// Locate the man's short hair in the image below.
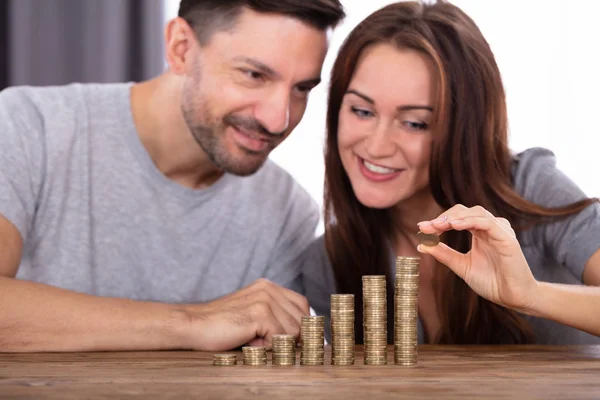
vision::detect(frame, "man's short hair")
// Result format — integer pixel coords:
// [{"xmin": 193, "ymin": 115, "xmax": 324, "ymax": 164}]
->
[{"xmin": 178, "ymin": 0, "xmax": 345, "ymax": 44}]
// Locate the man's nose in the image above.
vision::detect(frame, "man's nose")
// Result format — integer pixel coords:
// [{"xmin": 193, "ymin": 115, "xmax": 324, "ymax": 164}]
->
[{"xmin": 254, "ymin": 88, "xmax": 291, "ymax": 136}]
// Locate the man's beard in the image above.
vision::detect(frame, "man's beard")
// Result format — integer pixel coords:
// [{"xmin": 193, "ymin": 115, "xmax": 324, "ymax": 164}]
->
[{"xmin": 181, "ymin": 97, "xmax": 277, "ymax": 177}]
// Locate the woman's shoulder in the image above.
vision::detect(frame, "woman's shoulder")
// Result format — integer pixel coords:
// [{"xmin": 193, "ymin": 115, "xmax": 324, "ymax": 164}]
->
[
  {"xmin": 301, "ymin": 234, "xmax": 338, "ymax": 291},
  {"xmin": 301, "ymin": 234, "xmax": 331, "ymax": 277},
  {"xmin": 511, "ymin": 147, "xmax": 556, "ymax": 192},
  {"xmin": 301, "ymin": 234, "xmax": 338, "ymax": 322},
  {"xmin": 512, "ymin": 147, "xmax": 590, "ymax": 207}
]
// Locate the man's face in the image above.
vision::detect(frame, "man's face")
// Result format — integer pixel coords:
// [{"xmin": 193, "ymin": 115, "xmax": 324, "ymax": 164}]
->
[{"xmin": 181, "ymin": 8, "xmax": 329, "ymax": 176}]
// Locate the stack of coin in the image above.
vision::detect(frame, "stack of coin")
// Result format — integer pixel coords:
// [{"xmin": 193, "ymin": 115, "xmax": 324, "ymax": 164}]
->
[
  {"xmin": 242, "ymin": 346, "xmax": 267, "ymax": 366},
  {"xmin": 300, "ymin": 316, "xmax": 325, "ymax": 365},
  {"xmin": 272, "ymin": 334, "xmax": 297, "ymax": 366},
  {"xmin": 330, "ymin": 294, "xmax": 355, "ymax": 365},
  {"xmin": 213, "ymin": 353, "xmax": 237, "ymax": 366},
  {"xmin": 362, "ymin": 275, "xmax": 388, "ymax": 365},
  {"xmin": 394, "ymin": 256, "xmax": 420, "ymax": 366}
]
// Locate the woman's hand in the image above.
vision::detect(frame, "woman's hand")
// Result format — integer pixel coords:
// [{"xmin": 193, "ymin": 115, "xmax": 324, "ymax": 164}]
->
[{"xmin": 417, "ymin": 205, "xmax": 539, "ymax": 313}]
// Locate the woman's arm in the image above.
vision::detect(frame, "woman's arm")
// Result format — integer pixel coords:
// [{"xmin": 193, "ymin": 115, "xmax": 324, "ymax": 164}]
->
[{"xmin": 417, "ymin": 205, "xmax": 600, "ymax": 337}]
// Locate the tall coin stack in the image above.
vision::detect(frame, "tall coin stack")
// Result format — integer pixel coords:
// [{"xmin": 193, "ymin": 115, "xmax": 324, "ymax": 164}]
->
[
  {"xmin": 242, "ymin": 346, "xmax": 267, "ymax": 366},
  {"xmin": 394, "ymin": 256, "xmax": 420, "ymax": 366},
  {"xmin": 330, "ymin": 294, "xmax": 355, "ymax": 365},
  {"xmin": 362, "ymin": 275, "xmax": 388, "ymax": 365},
  {"xmin": 272, "ymin": 334, "xmax": 297, "ymax": 366},
  {"xmin": 300, "ymin": 316, "xmax": 325, "ymax": 365}
]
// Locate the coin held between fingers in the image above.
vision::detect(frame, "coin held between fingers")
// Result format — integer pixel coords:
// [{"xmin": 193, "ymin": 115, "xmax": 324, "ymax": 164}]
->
[{"xmin": 417, "ymin": 231, "xmax": 440, "ymax": 247}]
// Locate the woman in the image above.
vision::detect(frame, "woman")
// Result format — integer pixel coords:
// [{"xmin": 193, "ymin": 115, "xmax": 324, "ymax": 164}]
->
[{"xmin": 302, "ymin": 0, "xmax": 600, "ymax": 344}]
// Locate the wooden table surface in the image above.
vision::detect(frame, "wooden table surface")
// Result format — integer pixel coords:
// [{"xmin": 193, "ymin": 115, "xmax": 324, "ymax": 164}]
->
[{"xmin": 1, "ymin": 345, "xmax": 600, "ymax": 399}]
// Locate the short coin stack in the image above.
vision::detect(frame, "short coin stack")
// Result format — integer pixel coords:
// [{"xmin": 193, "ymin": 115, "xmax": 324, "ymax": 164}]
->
[
  {"xmin": 362, "ymin": 275, "xmax": 388, "ymax": 365},
  {"xmin": 394, "ymin": 256, "xmax": 420, "ymax": 366},
  {"xmin": 330, "ymin": 294, "xmax": 355, "ymax": 365},
  {"xmin": 213, "ymin": 353, "xmax": 237, "ymax": 366},
  {"xmin": 242, "ymin": 346, "xmax": 267, "ymax": 366},
  {"xmin": 300, "ymin": 316, "xmax": 325, "ymax": 365},
  {"xmin": 272, "ymin": 334, "xmax": 297, "ymax": 366}
]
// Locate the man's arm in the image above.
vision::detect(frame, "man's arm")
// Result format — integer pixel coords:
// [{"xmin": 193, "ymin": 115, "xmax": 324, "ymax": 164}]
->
[
  {"xmin": 0, "ymin": 214, "xmax": 187, "ymax": 352},
  {"xmin": 0, "ymin": 214, "xmax": 309, "ymax": 352}
]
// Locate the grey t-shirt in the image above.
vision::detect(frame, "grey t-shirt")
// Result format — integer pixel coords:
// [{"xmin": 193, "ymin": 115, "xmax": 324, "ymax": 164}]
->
[
  {"xmin": 0, "ymin": 83, "xmax": 319, "ymax": 302},
  {"xmin": 302, "ymin": 148, "xmax": 600, "ymax": 344}
]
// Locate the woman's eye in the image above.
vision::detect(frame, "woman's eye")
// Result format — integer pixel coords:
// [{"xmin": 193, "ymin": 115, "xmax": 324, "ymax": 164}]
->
[
  {"xmin": 351, "ymin": 106, "xmax": 374, "ymax": 119},
  {"xmin": 404, "ymin": 121, "xmax": 428, "ymax": 131}
]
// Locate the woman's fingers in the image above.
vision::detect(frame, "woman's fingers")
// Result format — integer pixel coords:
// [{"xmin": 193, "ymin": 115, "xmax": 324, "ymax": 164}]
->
[
  {"xmin": 448, "ymin": 216, "xmax": 515, "ymax": 242},
  {"xmin": 417, "ymin": 205, "xmax": 514, "ymax": 238},
  {"xmin": 417, "ymin": 242, "xmax": 469, "ymax": 280}
]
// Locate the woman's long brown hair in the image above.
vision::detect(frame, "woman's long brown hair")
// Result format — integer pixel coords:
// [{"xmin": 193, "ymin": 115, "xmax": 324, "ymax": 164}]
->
[{"xmin": 324, "ymin": 1, "xmax": 598, "ymax": 344}]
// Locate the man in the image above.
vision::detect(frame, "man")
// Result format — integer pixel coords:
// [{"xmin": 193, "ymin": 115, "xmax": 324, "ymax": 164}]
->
[{"xmin": 0, "ymin": 0, "xmax": 344, "ymax": 352}]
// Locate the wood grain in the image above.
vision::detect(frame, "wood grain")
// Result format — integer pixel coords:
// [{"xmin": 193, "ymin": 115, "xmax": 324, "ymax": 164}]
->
[{"xmin": 1, "ymin": 345, "xmax": 600, "ymax": 399}]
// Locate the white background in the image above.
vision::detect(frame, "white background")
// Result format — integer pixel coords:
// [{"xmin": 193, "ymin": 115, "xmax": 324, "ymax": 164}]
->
[{"xmin": 164, "ymin": 0, "xmax": 600, "ymax": 233}]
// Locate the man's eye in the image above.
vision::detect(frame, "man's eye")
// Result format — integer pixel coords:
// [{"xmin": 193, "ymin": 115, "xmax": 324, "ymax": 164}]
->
[
  {"xmin": 293, "ymin": 85, "xmax": 314, "ymax": 99},
  {"xmin": 296, "ymin": 86, "xmax": 312, "ymax": 94},
  {"xmin": 243, "ymin": 70, "xmax": 263, "ymax": 80}
]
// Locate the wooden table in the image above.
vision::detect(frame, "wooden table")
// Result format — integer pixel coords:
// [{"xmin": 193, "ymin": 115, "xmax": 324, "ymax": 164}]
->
[{"xmin": 1, "ymin": 345, "xmax": 600, "ymax": 399}]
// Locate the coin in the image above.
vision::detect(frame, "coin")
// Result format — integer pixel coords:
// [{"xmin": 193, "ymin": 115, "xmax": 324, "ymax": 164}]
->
[
  {"xmin": 301, "ymin": 315, "xmax": 325, "ymax": 366},
  {"xmin": 330, "ymin": 294, "xmax": 355, "ymax": 366},
  {"xmin": 272, "ymin": 334, "xmax": 296, "ymax": 366},
  {"xmin": 242, "ymin": 346, "xmax": 267, "ymax": 366},
  {"xmin": 394, "ymin": 257, "xmax": 420, "ymax": 367},
  {"xmin": 362, "ymin": 275, "xmax": 388, "ymax": 365},
  {"xmin": 417, "ymin": 231, "xmax": 439, "ymax": 246},
  {"xmin": 213, "ymin": 354, "xmax": 237, "ymax": 366}
]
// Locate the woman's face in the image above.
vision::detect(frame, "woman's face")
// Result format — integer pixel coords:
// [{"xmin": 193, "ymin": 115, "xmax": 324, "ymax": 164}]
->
[{"xmin": 338, "ymin": 43, "xmax": 437, "ymax": 209}]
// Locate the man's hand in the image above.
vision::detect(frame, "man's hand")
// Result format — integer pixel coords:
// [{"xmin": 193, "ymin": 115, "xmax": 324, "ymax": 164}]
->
[{"xmin": 183, "ymin": 279, "xmax": 310, "ymax": 351}]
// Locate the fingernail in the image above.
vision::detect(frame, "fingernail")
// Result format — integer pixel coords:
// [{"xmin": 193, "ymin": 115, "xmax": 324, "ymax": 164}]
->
[
  {"xmin": 417, "ymin": 244, "xmax": 428, "ymax": 253},
  {"xmin": 432, "ymin": 216, "xmax": 448, "ymax": 224},
  {"xmin": 417, "ymin": 221, "xmax": 432, "ymax": 227}
]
